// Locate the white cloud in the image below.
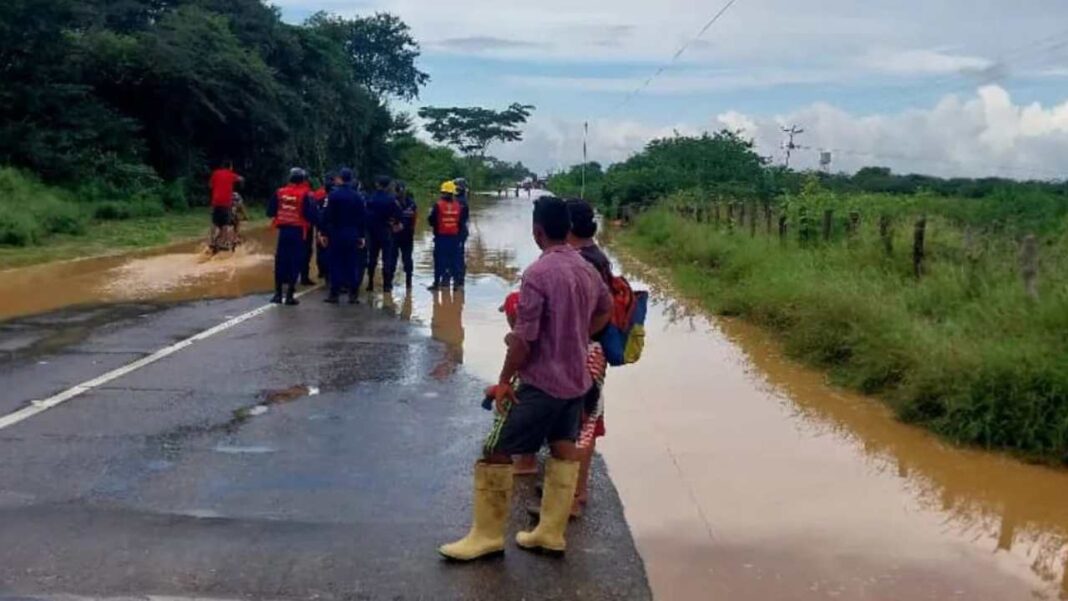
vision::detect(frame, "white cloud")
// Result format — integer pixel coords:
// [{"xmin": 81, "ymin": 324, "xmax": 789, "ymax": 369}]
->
[
  {"xmin": 505, "ymin": 70, "xmax": 835, "ymax": 94},
  {"xmin": 859, "ymin": 49, "xmax": 995, "ymax": 76},
  {"xmin": 485, "ymin": 115, "xmax": 689, "ymax": 174},
  {"xmin": 274, "ymin": 0, "xmax": 1066, "ymax": 69},
  {"xmin": 495, "ymin": 86, "xmax": 1068, "ymax": 180},
  {"xmin": 719, "ymin": 85, "xmax": 1068, "ymax": 179}
]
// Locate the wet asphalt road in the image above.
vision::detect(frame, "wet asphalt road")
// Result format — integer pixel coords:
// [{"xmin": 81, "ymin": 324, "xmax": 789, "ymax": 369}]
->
[{"xmin": 0, "ymin": 291, "xmax": 650, "ymax": 600}]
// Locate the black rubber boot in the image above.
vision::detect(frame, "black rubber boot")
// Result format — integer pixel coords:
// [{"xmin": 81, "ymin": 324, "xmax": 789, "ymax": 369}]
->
[
  {"xmin": 405, "ymin": 274, "xmax": 413, "ymax": 289},
  {"xmin": 269, "ymin": 286, "xmax": 283, "ymax": 304},
  {"xmin": 324, "ymin": 294, "xmax": 340, "ymax": 304},
  {"xmin": 284, "ymin": 286, "xmax": 299, "ymax": 306}
]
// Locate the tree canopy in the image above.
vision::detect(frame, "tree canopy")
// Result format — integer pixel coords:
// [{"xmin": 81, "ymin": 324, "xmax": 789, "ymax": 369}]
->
[
  {"xmin": 305, "ymin": 11, "xmax": 429, "ymax": 101},
  {"xmin": 0, "ymin": 0, "xmax": 430, "ymax": 200},
  {"xmin": 418, "ymin": 103, "xmax": 535, "ymax": 157}
]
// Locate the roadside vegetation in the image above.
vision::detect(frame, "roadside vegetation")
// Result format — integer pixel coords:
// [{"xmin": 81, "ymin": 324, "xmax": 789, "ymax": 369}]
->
[
  {"xmin": 0, "ymin": 1, "xmax": 531, "ymax": 264},
  {"xmin": 550, "ymin": 132, "xmax": 1068, "ymax": 463}
]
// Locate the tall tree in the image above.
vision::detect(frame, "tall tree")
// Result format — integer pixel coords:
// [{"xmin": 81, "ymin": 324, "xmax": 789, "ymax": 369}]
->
[
  {"xmin": 306, "ymin": 12, "xmax": 429, "ymax": 101},
  {"xmin": 417, "ymin": 103, "xmax": 535, "ymax": 158}
]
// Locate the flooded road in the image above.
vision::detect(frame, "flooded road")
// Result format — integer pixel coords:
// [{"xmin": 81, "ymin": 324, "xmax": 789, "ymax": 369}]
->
[
  {"xmin": 5, "ymin": 194, "xmax": 1068, "ymax": 600},
  {"xmin": 411, "ymin": 196, "xmax": 1068, "ymax": 601}
]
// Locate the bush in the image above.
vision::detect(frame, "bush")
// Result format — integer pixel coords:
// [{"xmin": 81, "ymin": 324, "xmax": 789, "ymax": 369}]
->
[
  {"xmin": 34, "ymin": 199, "xmax": 88, "ymax": 235},
  {"xmin": 0, "ymin": 212, "xmax": 42, "ymax": 246},
  {"xmin": 93, "ymin": 196, "xmax": 166, "ymax": 220}
]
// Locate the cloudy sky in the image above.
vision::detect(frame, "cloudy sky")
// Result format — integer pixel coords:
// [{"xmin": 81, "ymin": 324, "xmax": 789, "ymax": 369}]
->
[{"xmin": 276, "ymin": 0, "xmax": 1068, "ymax": 179}]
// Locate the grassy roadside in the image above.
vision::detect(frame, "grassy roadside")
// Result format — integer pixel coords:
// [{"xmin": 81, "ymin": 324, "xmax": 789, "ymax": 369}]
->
[
  {"xmin": 0, "ymin": 211, "xmax": 269, "ymax": 270},
  {"xmin": 616, "ymin": 209, "xmax": 1068, "ymax": 464}
]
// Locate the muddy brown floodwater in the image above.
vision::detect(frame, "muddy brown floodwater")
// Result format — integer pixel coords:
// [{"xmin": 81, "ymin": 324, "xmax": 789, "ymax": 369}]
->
[
  {"xmin": 0, "ymin": 228, "xmax": 276, "ymax": 320},
  {"xmin": 5, "ymin": 194, "xmax": 1068, "ymax": 600}
]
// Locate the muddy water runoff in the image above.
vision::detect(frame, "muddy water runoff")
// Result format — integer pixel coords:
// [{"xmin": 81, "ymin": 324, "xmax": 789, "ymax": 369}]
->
[
  {"xmin": 0, "ymin": 228, "xmax": 275, "ymax": 320},
  {"xmin": 5, "ymin": 195, "xmax": 1068, "ymax": 600}
]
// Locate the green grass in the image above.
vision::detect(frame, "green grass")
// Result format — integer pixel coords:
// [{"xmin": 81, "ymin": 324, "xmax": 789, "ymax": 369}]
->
[
  {"xmin": 0, "ymin": 212, "xmax": 268, "ymax": 269},
  {"xmin": 619, "ymin": 207, "xmax": 1068, "ymax": 464}
]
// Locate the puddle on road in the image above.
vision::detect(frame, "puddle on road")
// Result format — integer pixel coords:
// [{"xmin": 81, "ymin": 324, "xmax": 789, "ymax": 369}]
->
[{"xmin": 0, "ymin": 227, "xmax": 276, "ymax": 321}]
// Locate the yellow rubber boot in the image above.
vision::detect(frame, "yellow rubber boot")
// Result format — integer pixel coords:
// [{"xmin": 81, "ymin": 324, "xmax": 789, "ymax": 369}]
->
[
  {"xmin": 439, "ymin": 463, "xmax": 514, "ymax": 561},
  {"xmin": 516, "ymin": 457, "xmax": 580, "ymax": 555}
]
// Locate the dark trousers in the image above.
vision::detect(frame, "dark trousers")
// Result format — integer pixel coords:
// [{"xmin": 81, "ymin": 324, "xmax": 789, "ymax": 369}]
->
[
  {"xmin": 457, "ymin": 235, "xmax": 467, "ymax": 286},
  {"xmin": 329, "ymin": 229, "xmax": 365, "ymax": 297},
  {"xmin": 433, "ymin": 235, "xmax": 462, "ymax": 286},
  {"xmin": 274, "ymin": 227, "xmax": 306, "ymax": 293},
  {"xmin": 300, "ymin": 226, "xmax": 315, "ymax": 282},
  {"xmin": 367, "ymin": 231, "xmax": 396, "ymax": 289},
  {"xmin": 392, "ymin": 233, "xmax": 414, "ymax": 282}
]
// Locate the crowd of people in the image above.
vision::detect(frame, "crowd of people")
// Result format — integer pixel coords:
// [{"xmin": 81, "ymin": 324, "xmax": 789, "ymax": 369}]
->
[
  {"xmin": 210, "ymin": 162, "xmax": 621, "ymax": 563},
  {"xmin": 207, "ymin": 161, "xmax": 474, "ymax": 306}
]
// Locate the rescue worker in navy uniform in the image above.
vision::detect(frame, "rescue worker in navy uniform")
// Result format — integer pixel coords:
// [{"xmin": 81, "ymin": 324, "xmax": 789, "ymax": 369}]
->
[
  {"xmin": 453, "ymin": 178, "xmax": 470, "ymax": 289},
  {"xmin": 365, "ymin": 175, "xmax": 403, "ymax": 292},
  {"xmin": 321, "ymin": 168, "xmax": 367, "ymax": 305},
  {"xmin": 428, "ymin": 181, "xmax": 468, "ymax": 290},
  {"xmin": 267, "ymin": 168, "xmax": 319, "ymax": 306},
  {"xmin": 392, "ymin": 180, "xmax": 418, "ymax": 290}
]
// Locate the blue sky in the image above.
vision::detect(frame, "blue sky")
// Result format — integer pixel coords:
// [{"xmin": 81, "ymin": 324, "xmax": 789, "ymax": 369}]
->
[{"xmin": 276, "ymin": 0, "xmax": 1068, "ymax": 178}]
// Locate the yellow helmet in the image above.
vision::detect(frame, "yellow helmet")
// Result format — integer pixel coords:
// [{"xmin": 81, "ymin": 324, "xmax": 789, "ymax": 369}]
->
[{"xmin": 440, "ymin": 180, "xmax": 458, "ymax": 195}]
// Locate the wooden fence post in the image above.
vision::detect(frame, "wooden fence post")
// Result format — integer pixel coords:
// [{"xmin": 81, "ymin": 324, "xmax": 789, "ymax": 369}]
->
[
  {"xmin": 738, "ymin": 202, "xmax": 746, "ymax": 229},
  {"xmin": 1020, "ymin": 234, "xmax": 1039, "ymax": 300},
  {"xmin": 764, "ymin": 203, "xmax": 772, "ymax": 235},
  {"xmin": 912, "ymin": 217, "xmax": 926, "ymax": 279},
  {"xmin": 778, "ymin": 214, "xmax": 788, "ymax": 244},
  {"xmin": 727, "ymin": 202, "xmax": 734, "ymax": 226},
  {"xmin": 749, "ymin": 202, "xmax": 757, "ymax": 237},
  {"xmin": 798, "ymin": 207, "xmax": 810, "ymax": 246},
  {"xmin": 879, "ymin": 215, "xmax": 892, "ymax": 256},
  {"xmin": 848, "ymin": 212, "xmax": 860, "ymax": 238},
  {"xmin": 822, "ymin": 209, "xmax": 834, "ymax": 242},
  {"xmin": 713, "ymin": 203, "xmax": 721, "ymax": 227}
]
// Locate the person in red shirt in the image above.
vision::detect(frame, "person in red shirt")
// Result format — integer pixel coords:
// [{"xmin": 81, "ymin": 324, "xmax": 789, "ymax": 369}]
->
[{"xmin": 208, "ymin": 160, "xmax": 244, "ymax": 252}]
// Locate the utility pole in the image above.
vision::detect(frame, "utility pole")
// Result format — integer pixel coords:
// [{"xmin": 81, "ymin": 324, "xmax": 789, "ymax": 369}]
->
[
  {"xmin": 581, "ymin": 121, "xmax": 589, "ymax": 200},
  {"xmin": 782, "ymin": 125, "xmax": 804, "ymax": 169}
]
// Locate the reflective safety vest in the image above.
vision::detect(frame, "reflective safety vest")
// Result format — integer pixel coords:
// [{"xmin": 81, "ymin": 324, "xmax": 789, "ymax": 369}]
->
[
  {"xmin": 435, "ymin": 198, "xmax": 461, "ymax": 236},
  {"xmin": 273, "ymin": 184, "xmax": 308, "ymax": 230}
]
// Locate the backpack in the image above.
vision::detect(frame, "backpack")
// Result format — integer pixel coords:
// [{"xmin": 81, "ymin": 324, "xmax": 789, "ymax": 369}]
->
[{"xmin": 600, "ymin": 276, "xmax": 648, "ymax": 366}]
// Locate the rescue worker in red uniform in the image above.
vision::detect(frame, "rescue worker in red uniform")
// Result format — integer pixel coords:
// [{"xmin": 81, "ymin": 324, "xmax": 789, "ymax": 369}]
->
[
  {"xmin": 267, "ymin": 168, "xmax": 320, "ymax": 305},
  {"xmin": 427, "ymin": 181, "xmax": 468, "ymax": 291}
]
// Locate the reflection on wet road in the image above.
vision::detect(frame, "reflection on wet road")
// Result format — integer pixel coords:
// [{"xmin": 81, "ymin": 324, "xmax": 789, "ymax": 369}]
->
[{"xmin": 5, "ymin": 194, "xmax": 1068, "ymax": 600}]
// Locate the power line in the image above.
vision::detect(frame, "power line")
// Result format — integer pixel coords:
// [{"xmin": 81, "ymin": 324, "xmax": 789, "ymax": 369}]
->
[{"xmin": 614, "ymin": 0, "xmax": 741, "ymax": 112}]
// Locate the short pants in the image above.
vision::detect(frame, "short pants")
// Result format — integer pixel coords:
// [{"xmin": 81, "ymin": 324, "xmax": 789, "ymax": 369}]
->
[
  {"xmin": 212, "ymin": 206, "xmax": 233, "ymax": 227},
  {"xmin": 483, "ymin": 385, "xmax": 583, "ymax": 456}
]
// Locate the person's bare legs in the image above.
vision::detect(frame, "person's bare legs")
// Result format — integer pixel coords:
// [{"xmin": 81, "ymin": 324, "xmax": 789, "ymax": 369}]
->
[
  {"xmin": 548, "ymin": 440, "xmax": 579, "ymax": 461},
  {"xmin": 513, "ymin": 453, "xmax": 538, "ymax": 475}
]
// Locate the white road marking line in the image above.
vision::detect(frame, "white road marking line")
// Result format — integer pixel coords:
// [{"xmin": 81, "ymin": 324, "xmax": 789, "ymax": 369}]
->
[{"xmin": 0, "ymin": 287, "xmax": 320, "ymax": 431}]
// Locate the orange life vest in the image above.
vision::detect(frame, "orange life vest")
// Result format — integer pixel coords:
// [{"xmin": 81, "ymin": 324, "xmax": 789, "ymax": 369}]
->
[
  {"xmin": 435, "ymin": 198, "xmax": 461, "ymax": 236},
  {"xmin": 273, "ymin": 184, "xmax": 308, "ymax": 231}
]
